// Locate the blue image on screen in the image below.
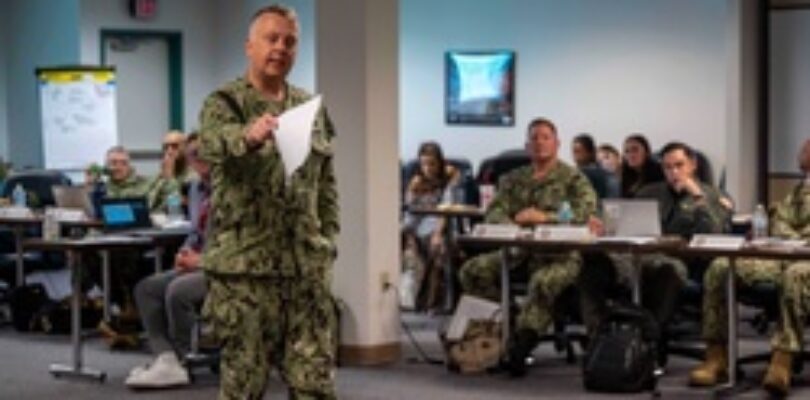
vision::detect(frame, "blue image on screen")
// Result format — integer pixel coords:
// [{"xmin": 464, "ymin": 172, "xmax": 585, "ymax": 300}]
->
[
  {"xmin": 102, "ymin": 204, "xmax": 135, "ymax": 225},
  {"xmin": 446, "ymin": 50, "xmax": 515, "ymax": 126}
]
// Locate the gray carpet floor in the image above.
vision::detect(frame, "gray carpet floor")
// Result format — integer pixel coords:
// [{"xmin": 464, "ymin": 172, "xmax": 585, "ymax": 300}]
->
[{"xmin": 0, "ymin": 312, "xmax": 806, "ymax": 399}]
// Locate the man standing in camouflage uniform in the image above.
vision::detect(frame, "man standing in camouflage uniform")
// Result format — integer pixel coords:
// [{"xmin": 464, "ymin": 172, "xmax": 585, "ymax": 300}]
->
[
  {"xmin": 198, "ymin": 5, "xmax": 339, "ymax": 400},
  {"xmin": 690, "ymin": 139, "xmax": 810, "ymax": 396},
  {"xmin": 458, "ymin": 117, "xmax": 598, "ymax": 377},
  {"xmin": 579, "ymin": 142, "xmax": 730, "ymax": 339}
]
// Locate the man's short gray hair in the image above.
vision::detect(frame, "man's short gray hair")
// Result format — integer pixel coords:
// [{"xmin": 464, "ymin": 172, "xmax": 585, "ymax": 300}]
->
[
  {"xmin": 249, "ymin": 4, "xmax": 300, "ymax": 34},
  {"xmin": 106, "ymin": 145, "xmax": 129, "ymax": 158}
]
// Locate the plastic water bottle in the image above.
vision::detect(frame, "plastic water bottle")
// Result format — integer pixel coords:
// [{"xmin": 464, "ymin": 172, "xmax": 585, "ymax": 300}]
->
[
  {"xmin": 167, "ymin": 191, "xmax": 183, "ymax": 222},
  {"xmin": 558, "ymin": 200, "xmax": 574, "ymax": 225},
  {"xmin": 751, "ymin": 204, "xmax": 768, "ymax": 240},
  {"xmin": 12, "ymin": 184, "xmax": 26, "ymax": 208}
]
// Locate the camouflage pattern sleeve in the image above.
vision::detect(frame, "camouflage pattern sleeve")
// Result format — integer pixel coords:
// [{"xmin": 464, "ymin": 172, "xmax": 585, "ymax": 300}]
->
[
  {"xmin": 772, "ymin": 186, "xmax": 810, "ymax": 239},
  {"xmin": 198, "ymin": 93, "xmax": 266, "ymax": 165},
  {"xmin": 146, "ymin": 175, "xmax": 181, "ymax": 212},
  {"xmin": 567, "ymin": 170, "xmax": 598, "ymax": 224},
  {"xmin": 106, "ymin": 175, "xmax": 152, "ymax": 201},
  {"xmin": 695, "ymin": 185, "xmax": 731, "ymax": 234},
  {"xmin": 485, "ymin": 172, "xmax": 520, "ymax": 224},
  {"xmin": 317, "ymin": 109, "xmax": 339, "ymax": 241}
]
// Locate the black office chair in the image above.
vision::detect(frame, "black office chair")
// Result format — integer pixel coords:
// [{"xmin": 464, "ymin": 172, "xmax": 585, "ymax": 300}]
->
[
  {"xmin": 0, "ymin": 170, "xmax": 72, "ymax": 287},
  {"xmin": 1, "ymin": 169, "xmax": 72, "ymax": 208},
  {"xmin": 185, "ymin": 314, "xmax": 220, "ymax": 380},
  {"xmin": 735, "ymin": 280, "xmax": 810, "ymax": 377},
  {"xmin": 506, "ymin": 257, "xmax": 588, "ymax": 368},
  {"xmin": 655, "ymin": 148, "xmax": 714, "ymax": 186},
  {"xmin": 661, "ymin": 258, "xmax": 712, "ymax": 366},
  {"xmin": 476, "ymin": 149, "xmax": 531, "ymax": 188}
]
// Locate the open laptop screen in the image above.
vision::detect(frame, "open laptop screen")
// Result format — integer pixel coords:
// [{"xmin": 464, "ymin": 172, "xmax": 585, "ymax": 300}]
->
[
  {"xmin": 52, "ymin": 185, "xmax": 95, "ymax": 217},
  {"xmin": 602, "ymin": 199, "xmax": 661, "ymax": 237},
  {"xmin": 99, "ymin": 197, "xmax": 151, "ymax": 230}
]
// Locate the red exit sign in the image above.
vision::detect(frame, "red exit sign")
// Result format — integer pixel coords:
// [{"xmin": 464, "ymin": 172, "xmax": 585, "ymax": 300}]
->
[{"xmin": 130, "ymin": 0, "xmax": 157, "ymax": 20}]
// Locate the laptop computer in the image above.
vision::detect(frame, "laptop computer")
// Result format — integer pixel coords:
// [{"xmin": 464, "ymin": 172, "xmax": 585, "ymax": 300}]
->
[
  {"xmin": 99, "ymin": 197, "xmax": 153, "ymax": 232},
  {"xmin": 52, "ymin": 185, "xmax": 95, "ymax": 217},
  {"xmin": 601, "ymin": 199, "xmax": 661, "ymax": 238}
]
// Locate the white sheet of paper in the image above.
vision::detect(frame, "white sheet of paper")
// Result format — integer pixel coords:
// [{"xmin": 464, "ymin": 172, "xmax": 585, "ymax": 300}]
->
[
  {"xmin": 275, "ymin": 95, "xmax": 322, "ymax": 179},
  {"xmin": 446, "ymin": 295, "xmax": 501, "ymax": 341}
]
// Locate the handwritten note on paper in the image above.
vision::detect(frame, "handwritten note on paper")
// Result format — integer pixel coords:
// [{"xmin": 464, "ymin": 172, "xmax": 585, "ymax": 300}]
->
[{"xmin": 275, "ymin": 95, "xmax": 322, "ymax": 179}]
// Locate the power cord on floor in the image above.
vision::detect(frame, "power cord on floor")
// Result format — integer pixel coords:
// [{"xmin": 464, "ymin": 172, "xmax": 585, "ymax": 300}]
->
[{"xmin": 382, "ymin": 281, "xmax": 445, "ymax": 366}]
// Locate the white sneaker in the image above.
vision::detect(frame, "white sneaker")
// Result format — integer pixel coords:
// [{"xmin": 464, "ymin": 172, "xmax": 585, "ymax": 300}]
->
[
  {"xmin": 125, "ymin": 352, "xmax": 190, "ymax": 389},
  {"xmin": 127, "ymin": 363, "xmax": 149, "ymax": 378}
]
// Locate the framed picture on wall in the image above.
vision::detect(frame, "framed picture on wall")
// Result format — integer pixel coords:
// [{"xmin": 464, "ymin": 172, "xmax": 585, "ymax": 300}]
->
[{"xmin": 445, "ymin": 50, "xmax": 515, "ymax": 126}]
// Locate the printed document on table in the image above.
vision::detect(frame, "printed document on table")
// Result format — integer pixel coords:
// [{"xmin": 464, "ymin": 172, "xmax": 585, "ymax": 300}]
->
[{"xmin": 276, "ymin": 95, "xmax": 321, "ymax": 179}]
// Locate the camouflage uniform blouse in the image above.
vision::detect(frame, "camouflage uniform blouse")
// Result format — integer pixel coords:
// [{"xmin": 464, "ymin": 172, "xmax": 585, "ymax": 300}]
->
[
  {"xmin": 485, "ymin": 161, "xmax": 597, "ymax": 225},
  {"xmin": 198, "ymin": 78, "xmax": 338, "ymax": 278}
]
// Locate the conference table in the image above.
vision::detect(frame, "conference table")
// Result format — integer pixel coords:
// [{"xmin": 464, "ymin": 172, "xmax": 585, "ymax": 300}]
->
[
  {"xmin": 456, "ymin": 233, "xmax": 810, "ymax": 392},
  {"xmin": 24, "ymin": 235, "xmax": 154, "ymax": 382},
  {"xmin": 0, "ymin": 213, "xmax": 104, "ymax": 287},
  {"xmin": 20, "ymin": 226, "xmax": 190, "ymax": 382}
]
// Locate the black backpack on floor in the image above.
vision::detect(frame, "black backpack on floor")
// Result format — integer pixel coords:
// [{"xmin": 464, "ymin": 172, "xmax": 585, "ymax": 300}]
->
[
  {"xmin": 582, "ymin": 303, "xmax": 659, "ymax": 393},
  {"xmin": 9, "ymin": 283, "xmax": 50, "ymax": 332}
]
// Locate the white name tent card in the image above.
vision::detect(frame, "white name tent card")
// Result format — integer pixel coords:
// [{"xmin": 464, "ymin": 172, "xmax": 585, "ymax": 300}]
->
[
  {"xmin": 748, "ymin": 237, "xmax": 807, "ymax": 250},
  {"xmin": 0, "ymin": 207, "xmax": 35, "ymax": 219},
  {"xmin": 48, "ymin": 208, "xmax": 86, "ymax": 223},
  {"xmin": 689, "ymin": 234, "xmax": 745, "ymax": 250},
  {"xmin": 472, "ymin": 223, "xmax": 521, "ymax": 239},
  {"xmin": 533, "ymin": 225, "xmax": 592, "ymax": 241},
  {"xmin": 597, "ymin": 236, "xmax": 657, "ymax": 245}
]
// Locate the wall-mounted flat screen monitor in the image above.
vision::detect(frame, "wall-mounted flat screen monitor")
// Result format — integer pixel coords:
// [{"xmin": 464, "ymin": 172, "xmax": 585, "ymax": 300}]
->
[{"xmin": 445, "ymin": 50, "xmax": 515, "ymax": 126}]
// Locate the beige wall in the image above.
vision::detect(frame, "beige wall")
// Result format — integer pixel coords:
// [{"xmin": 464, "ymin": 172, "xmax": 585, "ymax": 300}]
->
[{"xmin": 318, "ymin": 0, "xmax": 401, "ymax": 355}]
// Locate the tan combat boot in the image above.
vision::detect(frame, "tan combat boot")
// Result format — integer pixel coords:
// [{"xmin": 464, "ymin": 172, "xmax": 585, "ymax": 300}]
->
[
  {"xmin": 689, "ymin": 343, "xmax": 728, "ymax": 386},
  {"xmin": 762, "ymin": 350, "xmax": 792, "ymax": 397}
]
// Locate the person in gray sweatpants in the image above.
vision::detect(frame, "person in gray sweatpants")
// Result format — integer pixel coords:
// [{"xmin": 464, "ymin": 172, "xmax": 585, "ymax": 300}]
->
[{"xmin": 126, "ymin": 133, "xmax": 211, "ymax": 389}]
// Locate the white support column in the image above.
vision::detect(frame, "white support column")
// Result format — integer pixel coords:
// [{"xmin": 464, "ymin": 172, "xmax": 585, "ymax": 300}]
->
[
  {"xmin": 317, "ymin": 0, "xmax": 401, "ymax": 365},
  {"xmin": 725, "ymin": 0, "xmax": 761, "ymax": 211}
]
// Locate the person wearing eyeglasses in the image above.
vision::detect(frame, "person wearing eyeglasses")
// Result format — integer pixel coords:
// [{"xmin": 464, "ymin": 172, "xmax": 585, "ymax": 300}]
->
[{"xmin": 148, "ymin": 130, "xmax": 196, "ymax": 212}]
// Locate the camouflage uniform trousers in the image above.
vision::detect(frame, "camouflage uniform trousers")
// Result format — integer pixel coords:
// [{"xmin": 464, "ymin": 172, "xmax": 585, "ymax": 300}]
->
[
  {"xmin": 702, "ymin": 257, "xmax": 810, "ymax": 353},
  {"xmin": 203, "ymin": 274, "xmax": 337, "ymax": 400},
  {"xmin": 579, "ymin": 252, "xmax": 688, "ymax": 333},
  {"xmin": 780, "ymin": 261, "xmax": 810, "ymax": 353},
  {"xmin": 458, "ymin": 250, "xmax": 580, "ymax": 335}
]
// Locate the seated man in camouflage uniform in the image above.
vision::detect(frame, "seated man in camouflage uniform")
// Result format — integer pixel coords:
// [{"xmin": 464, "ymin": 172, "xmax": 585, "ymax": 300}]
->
[
  {"xmin": 459, "ymin": 117, "xmax": 598, "ymax": 377},
  {"xmin": 84, "ymin": 146, "xmax": 157, "ymax": 332},
  {"xmin": 690, "ymin": 139, "xmax": 810, "ymax": 396},
  {"xmin": 86, "ymin": 146, "xmax": 152, "ymax": 198},
  {"xmin": 147, "ymin": 131, "xmax": 196, "ymax": 212},
  {"xmin": 579, "ymin": 142, "xmax": 730, "ymax": 343},
  {"xmin": 87, "ymin": 145, "xmax": 179, "ymax": 212}
]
